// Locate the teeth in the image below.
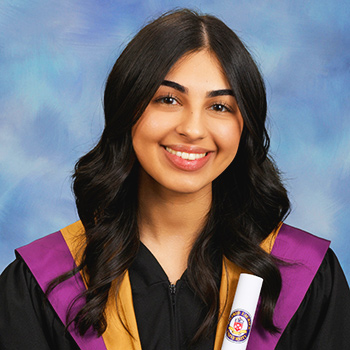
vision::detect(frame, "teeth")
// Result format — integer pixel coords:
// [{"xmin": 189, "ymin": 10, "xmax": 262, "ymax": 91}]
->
[{"xmin": 166, "ymin": 147, "xmax": 206, "ymax": 160}]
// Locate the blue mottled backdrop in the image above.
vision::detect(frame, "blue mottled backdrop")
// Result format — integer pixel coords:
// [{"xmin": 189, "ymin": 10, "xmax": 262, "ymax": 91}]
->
[{"xmin": 0, "ymin": 0, "xmax": 349, "ymax": 283}]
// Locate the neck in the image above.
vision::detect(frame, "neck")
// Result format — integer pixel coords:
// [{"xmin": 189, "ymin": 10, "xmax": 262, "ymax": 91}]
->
[
  {"xmin": 138, "ymin": 175, "xmax": 211, "ymax": 243},
  {"xmin": 137, "ymin": 170, "xmax": 212, "ymax": 283}
]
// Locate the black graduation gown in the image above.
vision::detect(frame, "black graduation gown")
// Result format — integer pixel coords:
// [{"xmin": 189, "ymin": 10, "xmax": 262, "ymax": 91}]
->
[{"xmin": 0, "ymin": 247, "xmax": 349, "ymax": 349}]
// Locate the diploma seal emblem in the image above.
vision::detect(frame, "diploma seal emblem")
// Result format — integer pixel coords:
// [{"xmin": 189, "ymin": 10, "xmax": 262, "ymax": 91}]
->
[{"xmin": 225, "ymin": 309, "xmax": 252, "ymax": 343}]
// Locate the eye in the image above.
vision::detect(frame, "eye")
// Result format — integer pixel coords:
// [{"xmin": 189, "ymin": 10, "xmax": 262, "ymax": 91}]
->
[
  {"xmin": 210, "ymin": 103, "xmax": 232, "ymax": 113},
  {"xmin": 155, "ymin": 94, "xmax": 179, "ymax": 105}
]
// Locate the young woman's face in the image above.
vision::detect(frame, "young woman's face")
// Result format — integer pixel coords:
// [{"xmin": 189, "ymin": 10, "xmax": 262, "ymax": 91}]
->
[{"xmin": 132, "ymin": 50, "xmax": 244, "ymax": 195}]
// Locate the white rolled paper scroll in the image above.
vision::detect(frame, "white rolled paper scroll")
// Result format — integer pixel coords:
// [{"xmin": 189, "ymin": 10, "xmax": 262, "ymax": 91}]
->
[{"xmin": 221, "ymin": 273, "xmax": 263, "ymax": 350}]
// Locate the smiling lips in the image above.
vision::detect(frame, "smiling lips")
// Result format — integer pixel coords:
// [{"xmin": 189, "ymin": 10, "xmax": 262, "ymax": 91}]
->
[
  {"xmin": 165, "ymin": 146, "xmax": 206, "ymax": 160},
  {"xmin": 164, "ymin": 146, "xmax": 211, "ymax": 171}
]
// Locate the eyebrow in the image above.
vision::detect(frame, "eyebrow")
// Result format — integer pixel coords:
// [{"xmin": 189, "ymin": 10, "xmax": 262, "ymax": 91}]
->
[
  {"xmin": 161, "ymin": 80, "xmax": 187, "ymax": 93},
  {"xmin": 207, "ymin": 89, "xmax": 234, "ymax": 97},
  {"xmin": 161, "ymin": 80, "xmax": 234, "ymax": 97}
]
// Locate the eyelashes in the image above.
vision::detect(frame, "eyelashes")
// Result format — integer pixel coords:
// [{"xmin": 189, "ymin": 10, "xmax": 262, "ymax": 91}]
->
[
  {"xmin": 153, "ymin": 93, "xmax": 234, "ymax": 113},
  {"xmin": 154, "ymin": 93, "xmax": 180, "ymax": 106},
  {"xmin": 209, "ymin": 103, "xmax": 233, "ymax": 113}
]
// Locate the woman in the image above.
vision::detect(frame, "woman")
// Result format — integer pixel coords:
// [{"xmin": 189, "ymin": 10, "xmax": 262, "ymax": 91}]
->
[{"xmin": 0, "ymin": 9, "xmax": 349, "ymax": 350}]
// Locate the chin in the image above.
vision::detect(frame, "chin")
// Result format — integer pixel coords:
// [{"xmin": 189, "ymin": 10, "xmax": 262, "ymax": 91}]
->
[{"xmin": 163, "ymin": 180, "xmax": 212, "ymax": 195}]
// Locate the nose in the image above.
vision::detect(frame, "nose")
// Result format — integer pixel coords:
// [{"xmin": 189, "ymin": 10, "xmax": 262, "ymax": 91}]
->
[{"xmin": 175, "ymin": 109, "xmax": 207, "ymax": 141}]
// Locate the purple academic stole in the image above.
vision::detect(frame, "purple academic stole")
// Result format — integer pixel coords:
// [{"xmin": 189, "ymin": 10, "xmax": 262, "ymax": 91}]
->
[
  {"xmin": 16, "ymin": 231, "xmax": 107, "ymax": 350},
  {"xmin": 17, "ymin": 223, "xmax": 330, "ymax": 350},
  {"xmin": 247, "ymin": 224, "xmax": 330, "ymax": 349}
]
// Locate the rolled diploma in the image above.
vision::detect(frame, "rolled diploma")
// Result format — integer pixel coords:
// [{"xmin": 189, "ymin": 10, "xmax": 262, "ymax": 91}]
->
[{"xmin": 221, "ymin": 273, "xmax": 263, "ymax": 350}]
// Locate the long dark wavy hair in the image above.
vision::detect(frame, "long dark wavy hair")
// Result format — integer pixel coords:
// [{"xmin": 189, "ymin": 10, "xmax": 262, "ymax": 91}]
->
[{"xmin": 49, "ymin": 8, "xmax": 290, "ymax": 343}]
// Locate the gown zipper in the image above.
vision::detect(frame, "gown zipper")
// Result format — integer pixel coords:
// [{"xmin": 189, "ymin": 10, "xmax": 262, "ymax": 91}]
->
[
  {"xmin": 169, "ymin": 283, "xmax": 176, "ymax": 301},
  {"xmin": 169, "ymin": 281, "xmax": 179, "ymax": 349}
]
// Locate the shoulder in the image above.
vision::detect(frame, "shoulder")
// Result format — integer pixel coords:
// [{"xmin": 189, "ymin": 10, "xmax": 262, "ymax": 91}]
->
[
  {"xmin": 16, "ymin": 230, "xmax": 67, "ymax": 259},
  {"xmin": 0, "ymin": 256, "xmax": 40, "ymax": 295},
  {"xmin": 0, "ymin": 258, "xmax": 79, "ymax": 349},
  {"xmin": 16, "ymin": 221, "xmax": 85, "ymax": 260},
  {"xmin": 15, "ymin": 231, "xmax": 71, "ymax": 287},
  {"xmin": 0, "ymin": 223, "xmax": 86, "ymax": 349},
  {"xmin": 1, "ymin": 224, "xmax": 78, "ymax": 292},
  {"xmin": 273, "ymin": 223, "xmax": 330, "ymax": 264},
  {"xmin": 298, "ymin": 247, "xmax": 350, "ymax": 309},
  {"xmin": 276, "ymin": 223, "xmax": 330, "ymax": 249},
  {"xmin": 271, "ymin": 224, "xmax": 331, "ymax": 333},
  {"xmin": 311, "ymin": 248, "xmax": 350, "ymax": 298},
  {"xmin": 0, "ymin": 258, "xmax": 45, "ymax": 347},
  {"xmin": 274, "ymin": 224, "xmax": 348, "ymax": 317},
  {"xmin": 14, "ymin": 221, "xmax": 85, "ymax": 293},
  {"xmin": 277, "ymin": 248, "xmax": 350, "ymax": 349},
  {"xmin": 16, "ymin": 221, "xmax": 85, "ymax": 272},
  {"xmin": 0, "ymin": 257, "xmax": 46, "ymax": 310}
]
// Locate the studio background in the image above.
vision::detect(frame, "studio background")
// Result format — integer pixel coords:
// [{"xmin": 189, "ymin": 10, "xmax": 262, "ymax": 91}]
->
[{"xmin": 0, "ymin": 0, "xmax": 349, "ymax": 284}]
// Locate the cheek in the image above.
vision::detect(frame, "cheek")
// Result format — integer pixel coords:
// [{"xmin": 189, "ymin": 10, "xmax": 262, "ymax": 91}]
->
[
  {"xmin": 133, "ymin": 110, "xmax": 173, "ymax": 141},
  {"xmin": 132, "ymin": 113, "xmax": 174, "ymax": 162},
  {"xmin": 132, "ymin": 115, "xmax": 158, "ymax": 149},
  {"xmin": 214, "ymin": 120, "xmax": 243, "ymax": 155}
]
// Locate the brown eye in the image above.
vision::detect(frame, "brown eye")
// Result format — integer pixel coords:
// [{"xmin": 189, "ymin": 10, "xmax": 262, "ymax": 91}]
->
[
  {"xmin": 162, "ymin": 96, "xmax": 177, "ymax": 104},
  {"xmin": 155, "ymin": 95, "xmax": 179, "ymax": 105},
  {"xmin": 211, "ymin": 103, "xmax": 231, "ymax": 112}
]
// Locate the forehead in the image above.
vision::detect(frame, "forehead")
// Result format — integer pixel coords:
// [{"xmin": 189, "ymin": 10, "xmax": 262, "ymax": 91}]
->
[{"xmin": 164, "ymin": 50, "xmax": 230, "ymax": 90}]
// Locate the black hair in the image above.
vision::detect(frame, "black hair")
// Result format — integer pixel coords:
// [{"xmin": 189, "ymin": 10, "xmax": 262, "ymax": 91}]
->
[{"xmin": 48, "ymin": 8, "xmax": 290, "ymax": 343}]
